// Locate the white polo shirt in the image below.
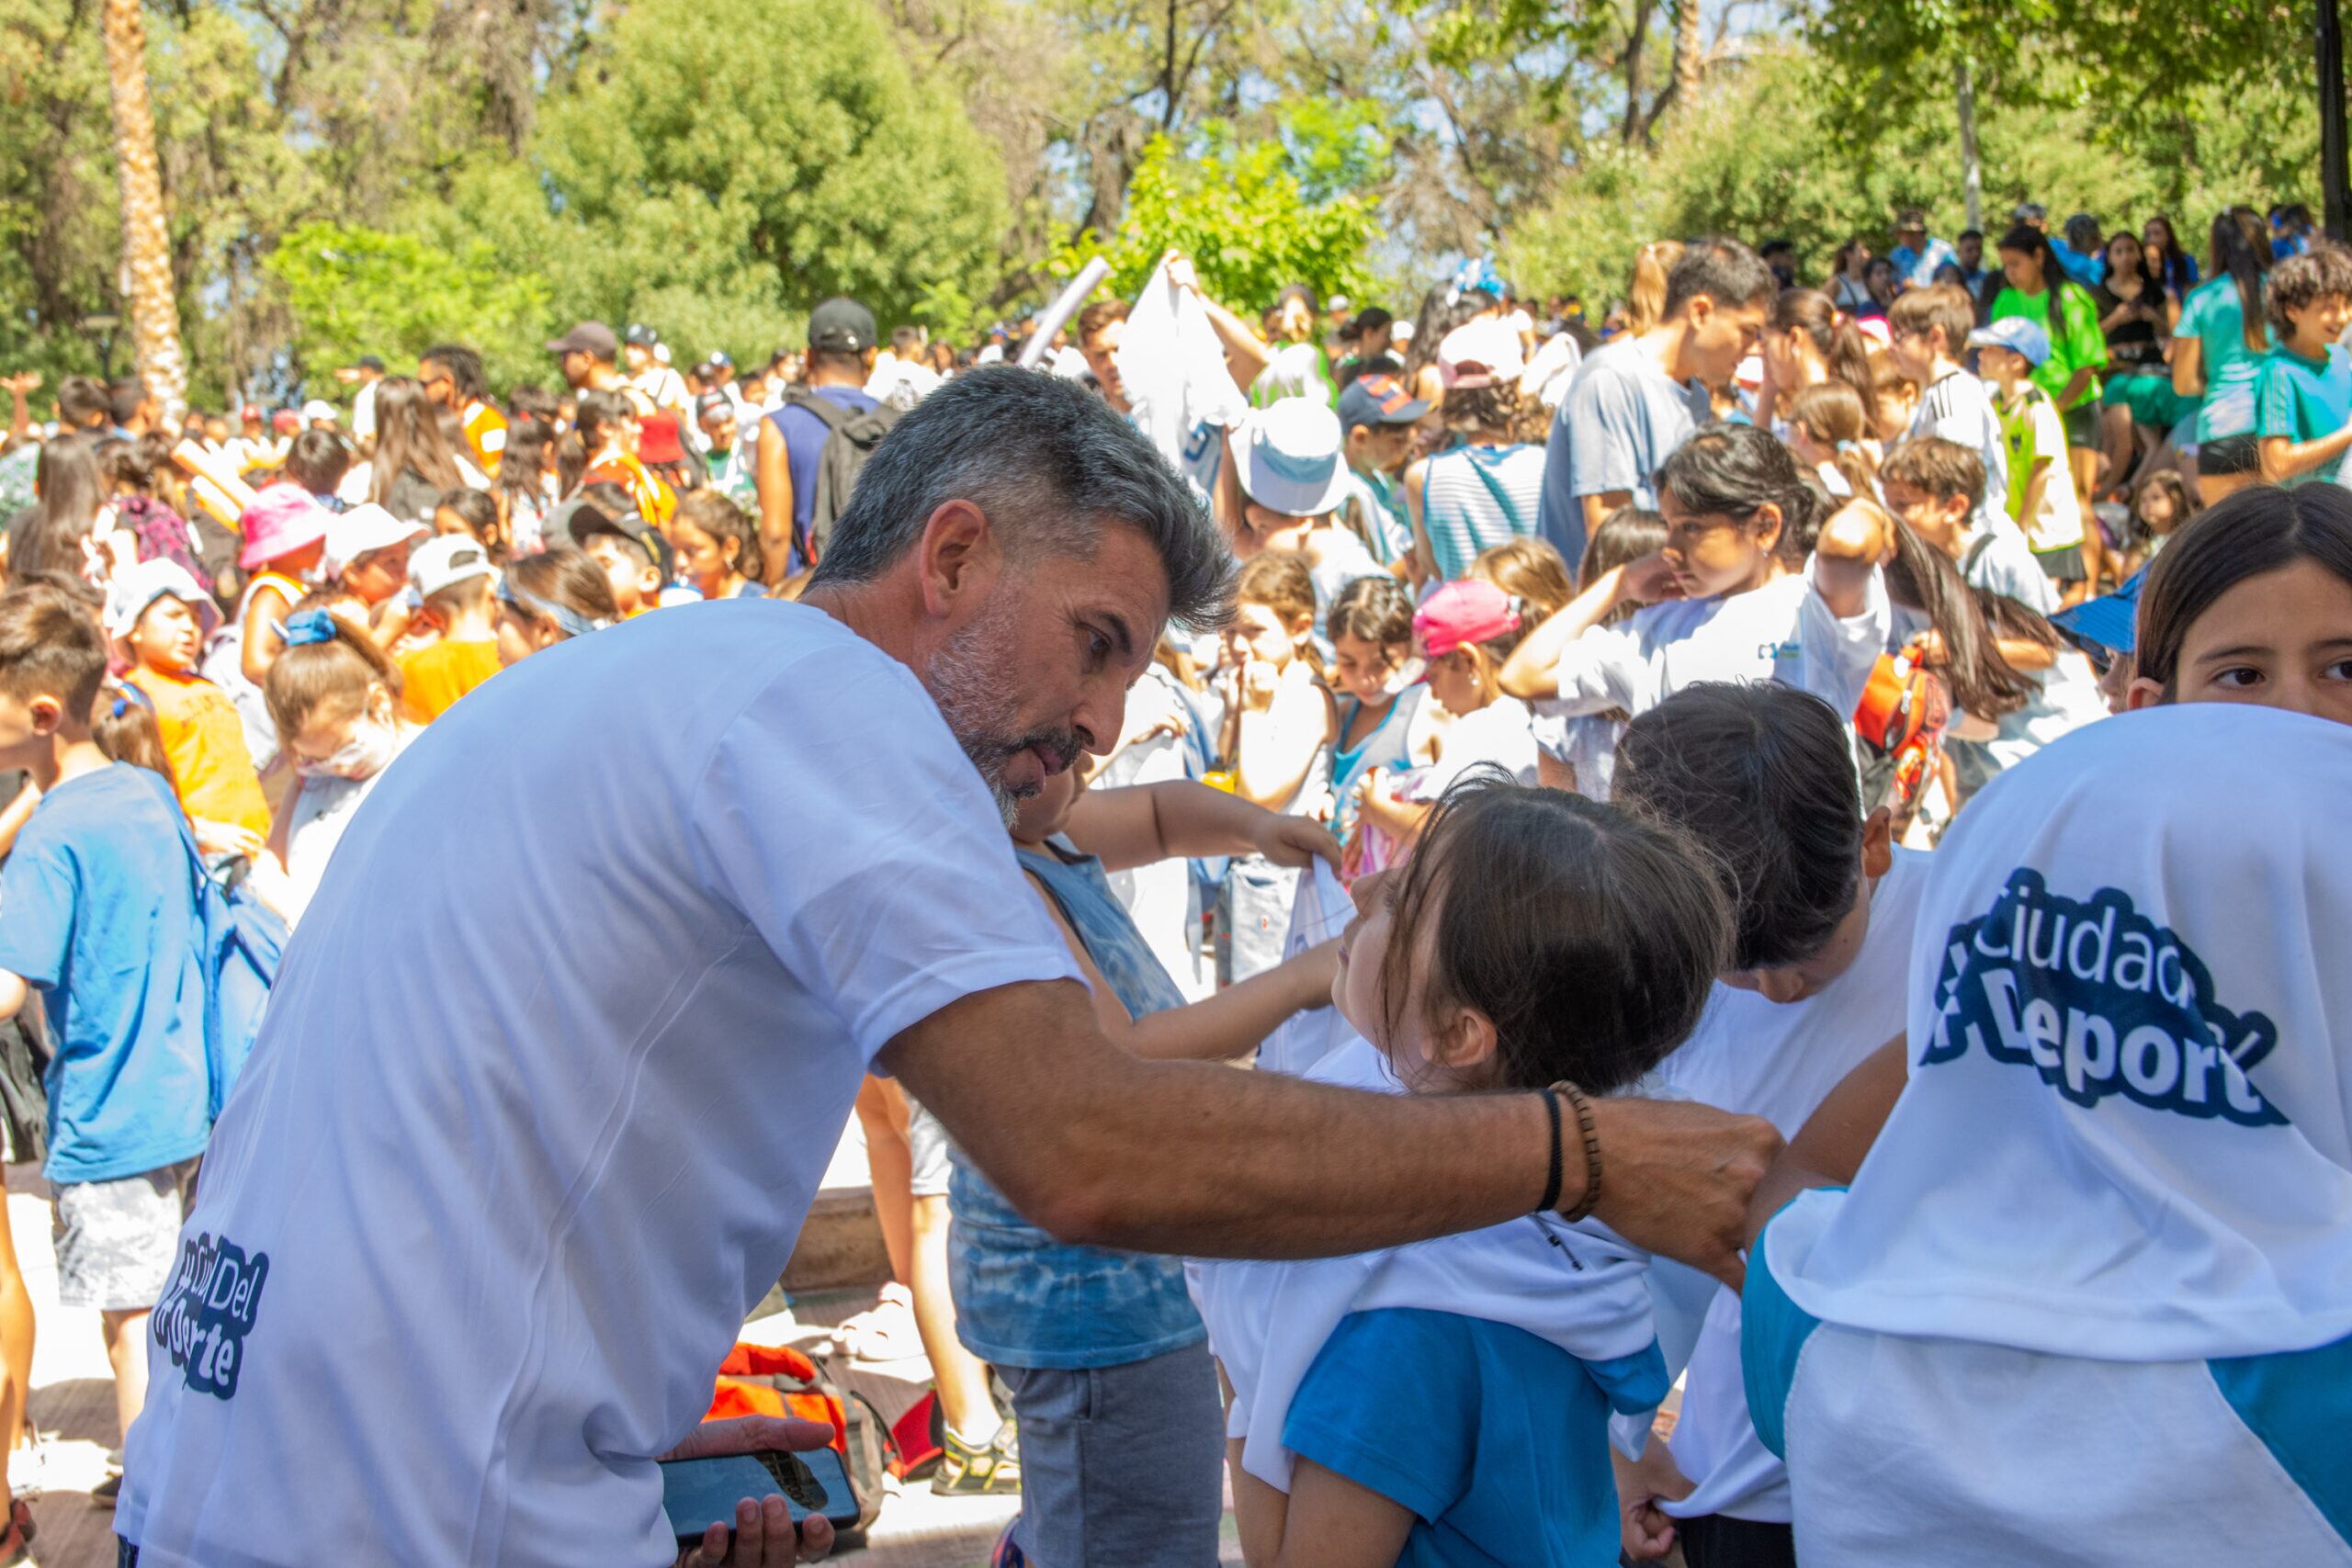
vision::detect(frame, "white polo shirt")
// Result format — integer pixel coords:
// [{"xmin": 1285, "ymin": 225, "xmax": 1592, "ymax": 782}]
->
[{"xmin": 119, "ymin": 601, "xmax": 1080, "ymax": 1568}]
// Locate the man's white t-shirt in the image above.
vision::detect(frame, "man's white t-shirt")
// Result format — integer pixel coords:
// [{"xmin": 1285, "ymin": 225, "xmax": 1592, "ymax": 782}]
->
[
  {"xmin": 1651, "ymin": 850, "xmax": 1929, "ymax": 1524},
  {"xmin": 119, "ymin": 602, "xmax": 1081, "ymax": 1568}
]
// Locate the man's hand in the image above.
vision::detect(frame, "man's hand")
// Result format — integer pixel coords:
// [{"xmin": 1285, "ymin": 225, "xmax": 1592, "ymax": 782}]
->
[
  {"xmin": 1251, "ymin": 811, "xmax": 1340, "ymax": 874},
  {"xmin": 1577, "ymin": 1099, "xmax": 1781, "ymax": 1289},
  {"xmin": 662, "ymin": 1416, "xmax": 838, "ymax": 1567}
]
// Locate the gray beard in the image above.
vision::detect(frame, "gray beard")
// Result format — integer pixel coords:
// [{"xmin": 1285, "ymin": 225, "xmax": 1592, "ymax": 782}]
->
[{"xmin": 925, "ymin": 607, "xmax": 1029, "ymax": 829}]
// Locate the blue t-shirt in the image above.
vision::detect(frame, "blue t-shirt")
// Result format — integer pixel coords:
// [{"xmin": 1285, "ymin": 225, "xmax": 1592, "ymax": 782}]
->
[
  {"xmin": 764, "ymin": 387, "xmax": 881, "ymax": 573},
  {"xmin": 1538, "ymin": 338, "xmax": 1711, "ymax": 575},
  {"xmin": 0, "ymin": 765, "xmax": 211, "ymax": 1183},
  {"xmin": 1283, "ymin": 1308, "xmax": 1640, "ymax": 1567},
  {"xmin": 2256, "ymin": 344, "xmax": 2352, "ymax": 485}
]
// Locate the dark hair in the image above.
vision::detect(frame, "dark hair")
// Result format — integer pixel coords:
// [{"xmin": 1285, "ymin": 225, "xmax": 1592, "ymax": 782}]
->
[
  {"xmin": 16, "ymin": 434, "xmax": 107, "ymax": 580},
  {"xmin": 809, "ymin": 367, "xmax": 1233, "ymax": 631},
  {"xmin": 888, "ymin": 325, "xmax": 925, "ymax": 357},
  {"xmin": 2063, "ymin": 213, "xmax": 2103, "ymax": 254},
  {"xmin": 108, "ymin": 378, "xmax": 147, "ymax": 429},
  {"xmin": 1879, "ymin": 434, "xmax": 1984, "ymax": 506},
  {"xmin": 2262, "ymin": 243, "xmax": 2352, "ymax": 338},
  {"xmin": 1770, "ymin": 288, "xmax": 1874, "ymax": 405},
  {"xmin": 1379, "ymin": 773, "xmax": 1729, "ymax": 1093},
  {"xmin": 1326, "ymin": 572, "xmax": 1414, "ymax": 649},
  {"xmin": 2209, "ymin": 206, "xmax": 2274, "ymax": 355},
  {"xmin": 1614, "ymin": 682, "xmax": 1864, "ymax": 972},
  {"xmin": 1652, "ymin": 424, "xmax": 1817, "ymax": 569},
  {"xmin": 1405, "ymin": 287, "xmax": 1484, "ymax": 383},
  {"xmin": 98, "ymin": 433, "xmax": 169, "ymax": 496},
  {"xmin": 1663, "ymin": 236, "xmax": 1777, "ymax": 316},
  {"xmin": 368, "ymin": 377, "xmax": 466, "ymax": 502},
  {"xmin": 507, "ymin": 384, "xmax": 560, "ymax": 425},
  {"xmin": 671, "ymin": 487, "xmax": 763, "ymax": 586},
  {"xmin": 2136, "ymin": 483, "xmax": 2352, "ymax": 694},
  {"xmin": 1958, "ymin": 228, "xmax": 1984, "ymax": 244},
  {"xmin": 1885, "ymin": 284, "xmax": 1977, "ymax": 361},
  {"xmin": 283, "ymin": 429, "xmax": 352, "ymax": 494},
  {"xmin": 1881, "ymin": 518, "xmax": 2036, "ymax": 719},
  {"xmin": 1441, "ymin": 381, "xmax": 1518, "ymax": 435},
  {"xmin": 2142, "ymin": 214, "xmax": 2193, "ymax": 297},
  {"xmin": 420, "ymin": 344, "xmax": 489, "ymax": 405},
  {"xmin": 495, "ymin": 418, "xmax": 555, "ymax": 505},
  {"xmin": 0, "ymin": 583, "xmax": 108, "ymax": 716},
  {"xmin": 505, "ymin": 547, "xmax": 618, "ymax": 633},
  {"xmin": 435, "ymin": 486, "xmax": 503, "ymax": 562},
  {"xmin": 1996, "ymin": 224, "xmax": 2070, "ymax": 331},
  {"xmin": 55, "ymin": 375, "xmax": 110, "ymax": 429},
  {"xmin": 2130, "ymin": 468, "xmax": 2198, "ymax": 540}
]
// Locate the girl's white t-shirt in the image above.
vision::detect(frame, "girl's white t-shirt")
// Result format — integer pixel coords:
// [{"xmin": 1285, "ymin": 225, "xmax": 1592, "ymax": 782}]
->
[
  {"xmin": 1547, "ymin": 559, "xmax": 1890, "ymax": 725},
  {"xmin": 1987, "ymin": 647, "xmax": 2108, "ymax": 772},
  {"xmin": 1420, "ymin": 696, "xmax": 1539, "ymax": 790}
]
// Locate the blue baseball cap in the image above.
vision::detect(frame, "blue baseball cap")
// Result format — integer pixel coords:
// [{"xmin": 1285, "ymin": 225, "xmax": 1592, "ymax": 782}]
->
[
  {"xmin": 2052, "ymin": 566, "xmax": 2145, "ymax": 655},
  {"xmin": 1966, "ymin": 317, "xmax": 2051, "ymax": 367},
  {"xmin": 1336, "ymin": 373, "xmax": 1431, "ymax": 434}
]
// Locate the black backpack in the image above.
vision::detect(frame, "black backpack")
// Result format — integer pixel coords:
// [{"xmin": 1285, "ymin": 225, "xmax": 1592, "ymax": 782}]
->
[{"xmin": 786, "ymin": 390, "xmax": 900, "ymax": 564}]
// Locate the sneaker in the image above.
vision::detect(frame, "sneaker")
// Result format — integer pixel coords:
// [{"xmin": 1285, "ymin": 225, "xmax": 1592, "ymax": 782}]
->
[
  {"xmin": 931, "ymin": 1420, "xmax": 1021, "ymax": 1497},
  {"xmin": 989, "ymin": 1517, "xmax": 1029, "ymax": 1567}
]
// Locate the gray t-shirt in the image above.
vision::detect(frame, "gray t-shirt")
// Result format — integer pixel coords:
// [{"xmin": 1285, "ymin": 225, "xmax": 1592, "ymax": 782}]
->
[{"xmin": 1537, "ymin": 338, "xmax": 1712, "ymax": 573}]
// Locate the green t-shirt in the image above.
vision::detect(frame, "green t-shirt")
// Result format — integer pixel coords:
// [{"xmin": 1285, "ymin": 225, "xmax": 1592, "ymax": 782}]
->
[
  {"xmin": 2177, "ymin": 276, "xmax": 2273, "ymax": 442},
  {"xmin": 1990, "ymin": 283, "xmax": 2107, "ymax": 410},
  {"xmin": 2255, "ymin": 344, "xmax": 2352, "ymax": 486}
]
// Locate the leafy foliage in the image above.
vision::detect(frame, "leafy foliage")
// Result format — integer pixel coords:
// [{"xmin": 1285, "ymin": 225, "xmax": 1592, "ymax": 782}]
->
[{"xmin": 261, "ymin": 223, "xmax": 552, "ymax": 397}]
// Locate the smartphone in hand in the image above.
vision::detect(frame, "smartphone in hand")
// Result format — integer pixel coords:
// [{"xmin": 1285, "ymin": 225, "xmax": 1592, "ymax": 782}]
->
[{"xmin": 659, "ymin": 1446, "xmax": 861, "ymax": 1542}]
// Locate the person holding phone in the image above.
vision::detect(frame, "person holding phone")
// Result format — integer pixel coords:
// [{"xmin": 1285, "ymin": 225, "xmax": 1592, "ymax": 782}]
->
[{"xmin": 117, "ymin": 369, "xmax": 1777, "ymax": 1568}]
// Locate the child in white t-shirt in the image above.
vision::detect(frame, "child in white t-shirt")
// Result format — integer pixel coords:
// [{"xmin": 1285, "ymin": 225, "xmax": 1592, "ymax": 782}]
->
[
  {"xmin": 1498, "ymin": 424, "xmax": 1890, "ymax": 729},
  {"xmin": 1193, "ymin": 777, "xmax": 1734, "ymax": 1568},
  {"xmin": 1970, "ymin": 317, "xmax": 2090, "ymax": 603}
]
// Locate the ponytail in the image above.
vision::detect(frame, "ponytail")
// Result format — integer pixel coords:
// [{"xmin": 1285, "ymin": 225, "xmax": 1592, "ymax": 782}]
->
[
  {"xmin": 1881, "ymin": 522, "xmax": 2035, "ymax": 719},
  {"xmin": 94, "ymin": 681, "xmax": 175, "ymax": 787}
]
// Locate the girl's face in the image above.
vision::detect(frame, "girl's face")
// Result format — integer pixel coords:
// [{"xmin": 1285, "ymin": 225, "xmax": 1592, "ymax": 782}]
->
[
  {"xmin": 1659, "ymin": 490, "xmax": 1778, "ymax": 600},
  {"xmin": 1422, "ymin": 644, "xmax": 1490, "ymax": 719},
  {"xmin": 495, "ymin": 603, "xmax": 558, "ymax": 667},
  {"xmin": 433, "ymin": 505, "xmax": 473, "ymax": 538},
  {"xmin": 130, "ymin": 595, "xmax": 202, "ymax": 674},
  {"xmin": 672, "ymin": 519, "xmax": 738, "ymax": 595},
  {"xmin": 2130, "ymin": 559, "xmax": 2352, "ymax": 725},
  {"xmin": 1330, "ymin": 633, "xmax": 1406, "ymax": 705},
  {"xmin": 2139, "ymin": 486, "xmax": 2178, "ymax": 531},
  {"xmin": 346, "ymin": 542, "xmax": 412, "ymax": 605},
  {"xmin": 1999, "ymin": 247, "xmax": 2041, "ymax": 294},
  {"xmin": 1012, "ymin": 758, "xmax": 1084, "ymax": 844},
  {"xmin": 1226, "ymin": 600, "xmax": 1301, "ymax": 669},
  {"xmin": 1865, "ymin": 259, "xmax": 1896, "ymax": 299},
  {"xmin": 1761, "ymin": 326, "xmax": 1809, "ymax": 387},
  {"xmin": 583, "ymin": 536, "xmax": 649, "ymax": 615},
  {"xmin": 1237, "ymin": 502, "xmax": 1306, "ymax": 560},
  {"xmin": 2144, "ymin": 218, "xmax": 2173, "ymax": 253},
  {"xmin": 2106, "ymin": 234, "xmax": 2143, "ymax": 278},
  {"xmin": 1333, "ymin": 874, "xmax": 1492, "ymax": 1093},
  {"xmin": 288, "ymin": 683, "xmax": 399, "ymax": 781}
]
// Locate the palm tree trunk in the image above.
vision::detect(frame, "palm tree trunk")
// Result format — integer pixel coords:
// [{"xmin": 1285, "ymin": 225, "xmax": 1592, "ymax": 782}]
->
[
  {"xmin": 1672, "ymin": 0, "xmax": 1702, "ymax": 108},
  {"xmin": 102, "ymin": 0, "xmax": 186, "ymax": 422}
]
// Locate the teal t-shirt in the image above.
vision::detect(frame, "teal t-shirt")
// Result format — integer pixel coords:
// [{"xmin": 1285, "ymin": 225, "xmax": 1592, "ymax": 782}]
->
[
  {"xmin": 2179, "ymin": 276, "xmax": 2274, "ymax": 442},
  {"xmin": 1990, "ymin": 283, "xmax": 2108, "ymax": 410},
  {"xmin": 1283, "ymin": 1307, "xmax": 1666, "ymax": 1567},
  {"xmin": 2255, "ymin": 344, "xmax": 2352, "ymax": 485}
]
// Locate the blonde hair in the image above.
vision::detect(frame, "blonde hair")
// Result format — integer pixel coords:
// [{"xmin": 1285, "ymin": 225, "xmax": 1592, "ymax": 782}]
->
[
  {"xmin": 1469, "ymin": 537, "xmax": 1575, "ymax": 619},
  {"xmin": 1628, "ymin": 241, "xmax": 1686, "ymax": 336},
  {"xmin": 265, "ymin": 599, "xmax": 402, "ymax": 742}
]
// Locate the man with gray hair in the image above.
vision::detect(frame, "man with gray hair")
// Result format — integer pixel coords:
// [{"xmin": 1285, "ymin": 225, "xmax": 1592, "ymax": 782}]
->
[{"xmin": 118, "ymin": 367, "xmax": 1777, "ymax": 1568}]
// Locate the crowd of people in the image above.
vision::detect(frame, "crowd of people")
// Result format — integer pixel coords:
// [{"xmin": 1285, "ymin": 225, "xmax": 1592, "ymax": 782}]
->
[{"xmin": 0, "ymin": 197, "xmax": 2344, "ymax": 1568}]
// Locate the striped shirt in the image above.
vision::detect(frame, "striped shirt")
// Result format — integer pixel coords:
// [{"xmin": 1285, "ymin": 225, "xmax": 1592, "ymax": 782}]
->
[{"xmin": 1419, "ymin": 444, "xmax": 1544, "ymax": 581}]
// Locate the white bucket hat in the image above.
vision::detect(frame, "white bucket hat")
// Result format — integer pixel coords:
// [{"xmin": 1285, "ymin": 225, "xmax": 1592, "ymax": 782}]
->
[{"xmin": 1235, "ymin": 398, "xmax": 1350, "ymax": 518}]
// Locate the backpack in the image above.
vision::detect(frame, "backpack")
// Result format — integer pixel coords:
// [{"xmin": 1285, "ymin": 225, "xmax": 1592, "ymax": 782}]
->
[
  {"xmin": 786, "ymin": 391, "xmax": 900, "ymax": 565},
  {"xmin": 705, "ymin": 1341, "xmax": 888, "ymax": 1540},
  {"xmin": 168, "ymin": 809, "xmax": 290, "ymax": 1120}
]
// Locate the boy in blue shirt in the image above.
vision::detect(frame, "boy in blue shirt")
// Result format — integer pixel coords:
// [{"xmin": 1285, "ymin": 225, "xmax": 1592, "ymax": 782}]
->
[
  {"xmin": 2254, "ymin": 244, "xmax": 2352, "ymax": 487},
  {"xmin": 0, "ymin": 587, "xmax": 210, "ymax": 1460}
]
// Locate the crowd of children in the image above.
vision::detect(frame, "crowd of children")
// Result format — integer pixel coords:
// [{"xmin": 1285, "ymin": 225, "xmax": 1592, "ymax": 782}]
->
[{"xmin": 0, "ymin": 207, "xmax": 2346, "ymax": 1566}]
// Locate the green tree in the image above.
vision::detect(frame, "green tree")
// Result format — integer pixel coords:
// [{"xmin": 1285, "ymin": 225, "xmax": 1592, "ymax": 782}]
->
[
  {"xmin": 1061, "ymin": 103, "xmax": 1387, "ymax": 311},
  {"xmin": 262, "ymin": 222, "xmax": 553, "ymax": 395},
  {"xmin": 533, "ymin": 0, "xmax": 1009, "ymax": 333}
]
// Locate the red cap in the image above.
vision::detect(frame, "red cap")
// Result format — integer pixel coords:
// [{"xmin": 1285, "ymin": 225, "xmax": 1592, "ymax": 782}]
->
[
  {"xmin": 637, "ymin": 412, "xmax": 686, "ymax": 466},
  {"xmin": 269, "ymin": 409, "xmax": 300, "ymax": 434},
  {"xmin": 1413, "ymin": 579, "xmax": 1520, "ymax": 659}
]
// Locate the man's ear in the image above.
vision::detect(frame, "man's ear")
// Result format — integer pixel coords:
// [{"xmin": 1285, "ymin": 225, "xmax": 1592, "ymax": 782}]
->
[{"xmin": 914, "ymin": 499, "xmax": 1001, "ymax": 620}]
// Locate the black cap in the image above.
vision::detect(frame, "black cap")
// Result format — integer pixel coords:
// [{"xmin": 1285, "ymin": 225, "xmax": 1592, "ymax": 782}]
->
[
  {"xmin": 356, "ymin": 355, "xmax": 386, "ymax": 373},
  {"xmin": 625, "ymin": 322, "xmax": 660, "ymax": 348},
  {"xmin": 694, "ymin": 389, "xmax": 733, "ymax": 424},
  {"xmin": 548, "ymin": 495, "xmax": 674, "ymax": 581},
  {"xmin": 546, "ymin": 321, "xmax": 619, "ymax": 360},
  {"xmin": 808, "ymin": 298, "xmax": 877, "ymax": 355}
]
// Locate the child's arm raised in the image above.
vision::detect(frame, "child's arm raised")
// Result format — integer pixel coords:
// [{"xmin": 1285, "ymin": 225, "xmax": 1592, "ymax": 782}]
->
[
  {"xmin": 1498, "ymin": 557, "xmax": 1671, "ymax": 704},
  {"xmin": 1064, "ymin": 779, "xmax": 1339, "ymax": 874}
]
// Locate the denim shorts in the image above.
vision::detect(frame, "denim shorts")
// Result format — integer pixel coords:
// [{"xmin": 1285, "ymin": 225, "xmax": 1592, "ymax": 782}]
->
[
  {"xmin": 999, "ymin": 1341, "xmax": 1225, "ymax": 1568},
  {"xmin": 55, "ymin": 1156, "xmax": 198, "ymax": 1312}
]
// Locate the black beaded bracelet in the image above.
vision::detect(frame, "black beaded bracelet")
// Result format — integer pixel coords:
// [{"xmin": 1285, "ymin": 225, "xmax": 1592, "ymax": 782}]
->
[{"xmin": 1537, "ymin": 1087, "xmax": 1565, "ymax": 1213}]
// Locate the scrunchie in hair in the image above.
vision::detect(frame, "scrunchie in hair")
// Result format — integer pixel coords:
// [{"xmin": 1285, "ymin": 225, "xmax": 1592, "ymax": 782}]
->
[{"xmin": 277, "ymin": 608, "xmax": 340, "ymax": 648}]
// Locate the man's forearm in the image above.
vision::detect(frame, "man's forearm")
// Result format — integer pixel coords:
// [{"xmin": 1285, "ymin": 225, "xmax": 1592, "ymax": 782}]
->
[{"xmin": 1124, "ymin": 953, "xmax": 1325, "ymax": 1062}]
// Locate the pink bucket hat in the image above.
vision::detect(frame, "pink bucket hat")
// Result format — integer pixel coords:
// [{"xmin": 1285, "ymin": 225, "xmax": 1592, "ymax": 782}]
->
[
  {"xmin": 1414, "ymin": 578, "xmax": 1521, "ymax": 659},
  {"xmin": 238, "ymin": 482, "xmax": 334, "ymax": 570}
]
